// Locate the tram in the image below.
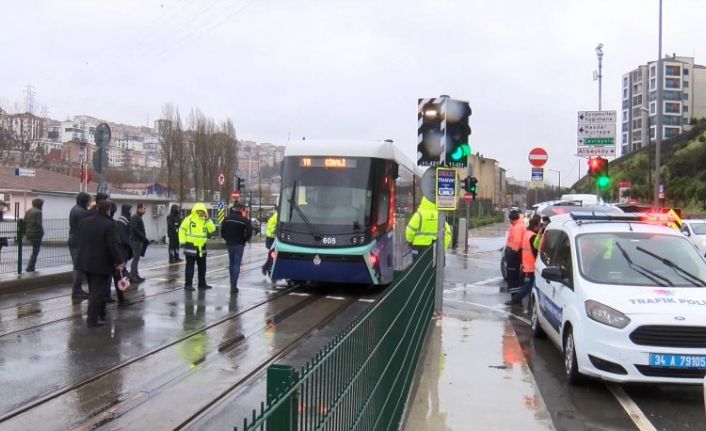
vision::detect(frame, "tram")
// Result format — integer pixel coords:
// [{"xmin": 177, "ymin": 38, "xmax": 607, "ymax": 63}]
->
[{"xmin": 269, "ymin": 139, "xmax": 422, "ymax": 286}]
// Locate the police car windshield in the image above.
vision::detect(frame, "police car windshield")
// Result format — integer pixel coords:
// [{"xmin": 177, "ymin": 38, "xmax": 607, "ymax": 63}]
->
[
  {"xmin": 577, "ymin": 232, "xmax": 706, "ymax": 287},
  {"xmin": 689, "ymin": 223, "xmax": 706, "ymax": 235}
]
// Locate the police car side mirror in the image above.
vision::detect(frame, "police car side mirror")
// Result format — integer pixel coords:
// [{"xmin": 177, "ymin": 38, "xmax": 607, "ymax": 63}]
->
[
  {"xmin": 682, "ymin": 230, "xmax": 691, "ymax": 237},
  {"xmin": 542, "ymin": 266, "xmax": 567, "ymax": 285}
]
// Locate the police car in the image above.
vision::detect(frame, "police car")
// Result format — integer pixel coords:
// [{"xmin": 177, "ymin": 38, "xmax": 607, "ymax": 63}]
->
[{"xmin": 530, "ymin": 212, "xmax": 706, "ymax": 384}]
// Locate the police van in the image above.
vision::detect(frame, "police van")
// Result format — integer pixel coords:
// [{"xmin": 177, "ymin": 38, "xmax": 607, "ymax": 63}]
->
[{"xmin": 530, "ymin": 212, "xmax": 706, "ymax": 384}]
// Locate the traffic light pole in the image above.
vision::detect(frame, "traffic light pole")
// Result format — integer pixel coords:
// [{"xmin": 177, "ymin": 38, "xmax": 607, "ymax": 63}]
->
[{"xmin": 435, "ymin": 211, "xmax": 445, "ymax": 314}]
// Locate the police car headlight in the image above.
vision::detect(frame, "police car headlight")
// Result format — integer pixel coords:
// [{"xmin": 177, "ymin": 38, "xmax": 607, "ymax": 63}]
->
[
  {"xmin": 701, "ymin": 240, "xmax": 706, "ymax": 248},
  {"xmin": 585, "ymin": 300, "xmax": 630, "ymax": 329}
]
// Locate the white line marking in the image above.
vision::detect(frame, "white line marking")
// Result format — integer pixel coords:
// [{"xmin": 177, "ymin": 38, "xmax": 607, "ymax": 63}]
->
[
  {"xmin": 605, "ymin": 384, "xmax": 658, "ymax": 431},
  {"xmin": 325, "ymin": 296, "xmax": 346, "ymax": 300},
  {"xmin": 289, "ymin": 292, "xmax": 311, "ymax": 297},
  {"xmin": 358, "ymin": 299, "xmax": 375, "ymax": 303},
  {"xmin": 444, "ymin": 297, "xmax": 531, "ymax": 325}
]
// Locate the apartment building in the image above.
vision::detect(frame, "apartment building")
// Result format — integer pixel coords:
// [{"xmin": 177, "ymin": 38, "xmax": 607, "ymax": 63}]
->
[{"xmin": 621, "ymin": 55, "xmax": 706, "ymax": 155}]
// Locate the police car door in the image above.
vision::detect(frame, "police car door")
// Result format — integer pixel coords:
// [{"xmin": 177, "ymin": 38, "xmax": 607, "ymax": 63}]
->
[
  {"xmin": 551, "ymin": 232, "xmax": 575, "ymax": 344},
  {"xmin": 535, "ymin": 229, "xmax": 564, "ymax": 345}
]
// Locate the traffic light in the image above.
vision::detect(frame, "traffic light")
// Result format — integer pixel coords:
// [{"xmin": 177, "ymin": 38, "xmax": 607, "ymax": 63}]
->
[
  {"xmin": 595, "ymin": 157, "xmax": 610, "ymax": 188},
  {"xmin": 236, "ymin": 176, "xmax": 245, "ymax": 191},
  {"xmin": 462, "ymin": 177, "xmax": 478, "ymax": 199},
  {"xmin": 588, "ymin": 157, "xmax": 600, "ymax": 178},
  {"xmin": 417, "ymin": 98, "xmax": 445, "ymax": 167},
  {"xmin": 445, "ymin": 99, "xmax": 472, "ymax": 168}
]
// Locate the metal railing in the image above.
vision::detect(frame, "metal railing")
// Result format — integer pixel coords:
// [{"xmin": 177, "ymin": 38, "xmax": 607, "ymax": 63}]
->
[
  {"xmin": 237, "ymin": 246, "xmax": 436, "ymax": 431},
  {"xmin": 0, "ymin": 219, "xmax": 71, "ymax": 275}
]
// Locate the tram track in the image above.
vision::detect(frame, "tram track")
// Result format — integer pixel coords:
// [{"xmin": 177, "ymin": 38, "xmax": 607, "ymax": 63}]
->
[
  {"xmin": 0, "ymin": 286, "xmax": 359, "ymax": 431},
  {"xmin": 0, "ymin": 280, "xmax": 303, "ymax": 425},
  {"xmin": 0, "ymin": 254, "xmax": 268, "ymax": 337}
]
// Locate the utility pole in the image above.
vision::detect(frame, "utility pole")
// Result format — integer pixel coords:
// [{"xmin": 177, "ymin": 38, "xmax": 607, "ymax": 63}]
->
[{"xmin": 654, "ymin": 0, "xmax": 663, "ymax": 208}]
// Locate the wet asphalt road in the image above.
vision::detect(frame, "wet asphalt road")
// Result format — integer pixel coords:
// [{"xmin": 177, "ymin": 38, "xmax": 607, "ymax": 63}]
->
[
  {"xmin": 445, "ymin": 223, "xmax": 706, "ymax": 431},
  {"xmin": 0, "ymin": 243, "xmax": 381, "ymax": 430},
  {"xmin": 2, "ymin": 229, "xmax": 705, "ymax": 430}
]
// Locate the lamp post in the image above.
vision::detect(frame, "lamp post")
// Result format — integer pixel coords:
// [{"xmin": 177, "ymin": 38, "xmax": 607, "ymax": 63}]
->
[
  {"xmin": 547, "ymin": 168, "xmax": 561, "ymax": 190},
  {"xmin": 654, "ymin": 0, "xmax": 664, "ymax": 208},
  {"xmin": 595, "ymin": 43, "xmax": 604, "ymax": 110}
]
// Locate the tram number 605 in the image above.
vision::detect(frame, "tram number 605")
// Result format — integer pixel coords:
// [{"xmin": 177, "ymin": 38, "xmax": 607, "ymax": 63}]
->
[{"xmin": 322, "ymin": 237, "xmax": 336, "ymax": 245}]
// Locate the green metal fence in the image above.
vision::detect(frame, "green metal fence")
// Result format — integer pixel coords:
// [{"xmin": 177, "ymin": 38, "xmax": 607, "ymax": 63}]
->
[
  {"xmin": 237, "ymin": 246, "xmax": 436, "ymax": 431},
  {"xmin": 0, "ymin": 219, "xmax": 71, "ymax": 275}
]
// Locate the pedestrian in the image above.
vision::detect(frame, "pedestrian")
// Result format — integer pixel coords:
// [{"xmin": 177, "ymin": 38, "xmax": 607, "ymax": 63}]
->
[
  {"xmin": 116, "ymin": 204, "xmax": 133, "ymax": 277},
  {"xmin": 178, "ymin": 203, "xmax": 216, "ymax": 291},
  {"xmin": 68, "ymin": 192, "xmax": 92, "ymax": 298},
  {"xmin": 506, "ymin": 216, "xmax": 541, "ymax": 306},
  {"xmin": 261, "ymin": 205, "xmax": 278, "ymax": 276},
  {"xmin": 405, "ymin": 196, "xmax": 451, "ymax": 258},
  {"xmin": 86, "ymin": 192, "xmax": 110, "ymax": 217},
  {"xmin": 74, "ymin": 200, "xmax": 124, "ymax": 327},
  {"xmin": 0, "ymin": 200, "xmax": 8, "ymax": 259},
  {"xmin": 221, "ymin": 203, "xmax": 252, "ymax": 292},
  {"xmin": 167, "ymin": 204, "xmax": 182, "ymax": 263},
  {"xmin": 24, "ymin": 198, "xmax": 44, "ymax": 273},
  {"xmin": 504, "ymin": 210, "xmax": 524, "ymax": 293},
  {"xmin": 108, "ymin": 202, "xmax": 133, "ymax": 307},
  {"xmin": 129, "ymin": 203, "xmax": 148, "ymax": 283}
]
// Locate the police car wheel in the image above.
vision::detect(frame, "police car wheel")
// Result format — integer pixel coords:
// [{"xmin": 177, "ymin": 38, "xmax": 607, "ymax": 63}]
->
[
  {"xmin": 530, "ymin": 297, "xmax": 545, "ymax": 339},
  {"xmin": 563, "ymin": 328, "xmax": 583, "ymax": 385}
]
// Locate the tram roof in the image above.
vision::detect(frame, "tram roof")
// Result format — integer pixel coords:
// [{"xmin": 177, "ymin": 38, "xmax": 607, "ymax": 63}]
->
[{"xmin": 283, "ymin": 139, "xmax": 415, "ymax": 171}]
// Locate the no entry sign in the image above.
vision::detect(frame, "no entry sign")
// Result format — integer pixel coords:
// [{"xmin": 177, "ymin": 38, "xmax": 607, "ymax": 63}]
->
[{"xmin": 528, "ymin": 147, "xmax": 548, "ymax": 167}]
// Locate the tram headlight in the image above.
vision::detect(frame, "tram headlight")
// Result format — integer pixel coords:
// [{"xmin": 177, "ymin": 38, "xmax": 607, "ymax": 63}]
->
[{"xmin": 351, "ymin": 235, "xmax": 365, "ymax": 244}]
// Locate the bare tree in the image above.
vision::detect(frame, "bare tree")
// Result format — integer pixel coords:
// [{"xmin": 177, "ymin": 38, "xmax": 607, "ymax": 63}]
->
[
  {"xmin": 157, "ymin": 103, "xmax": 183, "ymax": 198},
  {"xmin": 187, "ymin": 107, "xmax": 209, "ymax": 200}
]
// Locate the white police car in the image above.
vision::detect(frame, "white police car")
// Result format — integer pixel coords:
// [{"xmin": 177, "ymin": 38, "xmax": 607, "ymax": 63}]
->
[{"xmin": 530, "ymin": 212, "xmax": 706, "ymax": 384}]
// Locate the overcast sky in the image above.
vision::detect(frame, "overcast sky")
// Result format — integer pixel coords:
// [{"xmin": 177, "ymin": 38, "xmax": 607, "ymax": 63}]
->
[{"xmin": 2, "ymin": 0, "xmax": 705, "ymax": 186}]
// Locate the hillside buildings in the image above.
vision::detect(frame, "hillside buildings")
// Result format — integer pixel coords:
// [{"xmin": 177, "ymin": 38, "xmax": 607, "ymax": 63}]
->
[{"xmin": 621, "ymin": 55, "xmax": 706, "ymax": 155}]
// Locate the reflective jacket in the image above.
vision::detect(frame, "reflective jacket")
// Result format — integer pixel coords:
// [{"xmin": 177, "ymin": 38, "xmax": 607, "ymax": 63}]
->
[
  {"xmin": 507, "ymin": 219, "xmax": 524, "ymax": 251},
  {"xmin": 521, "ymin": 228, "xmax": 536, "ymax": 274},
  {"xmin": 178, "ymin": 203, "xmax": 216, "ymax": 257},
  {"xmin": 265, "ymin": 211, "xmax": 278, "ymax": 238},
  {"xmin": 405, "ymin": 197, "xmax": 451, "ymax": 249}
]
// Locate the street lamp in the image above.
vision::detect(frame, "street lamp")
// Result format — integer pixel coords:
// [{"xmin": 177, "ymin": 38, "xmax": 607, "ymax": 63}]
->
[
  {"xmin": 653, "ymin": 0, "xmax": 664, "ymax": 208},
  {"xmin": 595, "ymin": 43, "xmax": 604, "ymax": 110},
  {"xmin": 547, "ymin": 168, "xmax": 562, "ymax": 190}
]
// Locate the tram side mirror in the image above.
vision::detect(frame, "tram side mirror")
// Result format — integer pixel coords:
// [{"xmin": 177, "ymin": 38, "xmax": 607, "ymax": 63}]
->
[{"xmin": 391, "ymin": 164, "xmax": 399, "ymax": 179}]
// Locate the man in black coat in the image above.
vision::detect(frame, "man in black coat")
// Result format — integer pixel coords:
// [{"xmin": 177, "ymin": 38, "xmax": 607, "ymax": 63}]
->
[
  {"xmin": 69, "ymin": 192, "xmax": 92, "ymax": 298},
  {"xmin": 129, "ymin": 203, "xmax": 148, "ymax": 283},
  {"xmin": 167, "ymin": 204, "xmax": 182, "ymax": 263},
  {"xmin": 75, "ymin": 200, "xmax": 124, "ymax": 327},
  {"xmin": 220, "ymin": 203, "xmax": 252, "ymax": 292}
]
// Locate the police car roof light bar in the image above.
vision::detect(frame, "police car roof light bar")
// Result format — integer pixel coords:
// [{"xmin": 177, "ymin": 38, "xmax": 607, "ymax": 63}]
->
[{"xmin": 570, "ymin": 212, "xmax": 642, "ymax": 222}]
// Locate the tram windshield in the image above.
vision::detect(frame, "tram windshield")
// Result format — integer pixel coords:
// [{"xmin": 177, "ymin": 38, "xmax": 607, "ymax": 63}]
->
[{"xmin": 280, "ymin": 156, "xmax": 373, "ymax": 229}]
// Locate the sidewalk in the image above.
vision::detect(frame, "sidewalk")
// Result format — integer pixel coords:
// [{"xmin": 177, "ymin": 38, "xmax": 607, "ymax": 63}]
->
[
  {"xmin": 404, "ymin": 314, "xmax": 554, "ymax": 431},
  {"xmin": 404, "ymin": 225, "xmax": 555, "ymax": 431}
]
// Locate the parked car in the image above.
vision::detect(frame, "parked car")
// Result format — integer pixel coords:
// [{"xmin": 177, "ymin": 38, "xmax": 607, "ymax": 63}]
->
[
  {"xmin": 680, "ymin": 219, "xmax": 706, "ymax": 256},
  {"xmin": 531, "ymin": 211, "xmax": 706, "ymax": 385}
]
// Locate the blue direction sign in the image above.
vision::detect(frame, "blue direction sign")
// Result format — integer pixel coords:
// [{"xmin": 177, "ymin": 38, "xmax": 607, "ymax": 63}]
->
[
  {"xmin": 436, "ymin": 167, "xmax": 457, "ymax": 210},
  {"xmin": 217, "ymin": 201, "xmax": 224, "ymax": 210}
]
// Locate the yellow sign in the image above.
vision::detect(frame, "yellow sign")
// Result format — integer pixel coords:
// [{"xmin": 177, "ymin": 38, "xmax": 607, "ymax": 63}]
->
[{"xmin": 667, "ymin": 208, "xmax": 682, "ymax": 230}]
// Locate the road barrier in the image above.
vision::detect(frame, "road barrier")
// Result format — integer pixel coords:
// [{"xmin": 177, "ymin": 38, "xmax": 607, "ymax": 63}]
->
[
  {"xmin": 236, "ymin": 246, "xmax": 436, "ymax": 431},
  {"xmin": 0, "ymin": 219, "xmax": 72, "ymax": 275}
]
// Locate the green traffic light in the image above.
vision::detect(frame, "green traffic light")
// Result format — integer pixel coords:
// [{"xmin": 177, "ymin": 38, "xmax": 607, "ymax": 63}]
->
[
  {"xmin": 596, "ymin": 176, "xmax": 610, "ymax": 188},
  {"xmin": 450, "ymin": 143, "xmax": 471, "ymax": 161}
]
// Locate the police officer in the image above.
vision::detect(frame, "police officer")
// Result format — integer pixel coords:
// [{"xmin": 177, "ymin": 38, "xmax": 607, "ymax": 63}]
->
[
  {"xmin": 505, "ymin": 210, "xmax": 524, "ymax": 292},
  {"xmin": 178, "ymin": 203, "xmax": 216, "ymax": 291},
  {"xmin": 405, "ymin": 196, "xmax": 451, "ymax": 257},
  {"xmin": 261, "ymin": 206, "xmax": 278, "ymax": 276}
]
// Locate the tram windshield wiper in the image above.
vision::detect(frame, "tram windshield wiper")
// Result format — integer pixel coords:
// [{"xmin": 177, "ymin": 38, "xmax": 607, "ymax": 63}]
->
[
  {"xmin": 287, "ymin": 182, "xmax": 321, "ymax": 241},
  {"xmin": 615, "ymin": 242, "xmax": 672, "ymax": 287},
  {"xmin": 635, "ymin": 246, "xmax": 706, "ymax": 287}
]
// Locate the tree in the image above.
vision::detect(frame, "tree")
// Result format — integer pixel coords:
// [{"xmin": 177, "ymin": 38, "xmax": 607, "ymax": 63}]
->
[{"xmin": 157, "ymin": 103, "xmax": 184, "ymax": 199}]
